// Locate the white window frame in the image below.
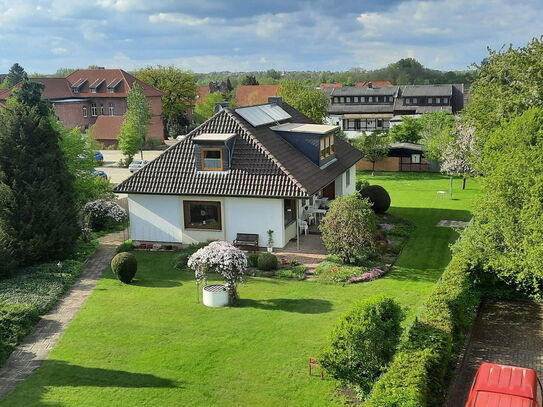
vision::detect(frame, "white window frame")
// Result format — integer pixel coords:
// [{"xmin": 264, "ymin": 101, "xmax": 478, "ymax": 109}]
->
[
  {"xmin": 411, "ymin": 154, "xmax": 421, "ymax": 164},
  {"xmin": 83, "ymin": 106, "xmax": 87, "ymax": 118},
  {"xmin": 109, "ymin": 103, "xmax": 115, "ymax": 116},
  {"xmin": 91, "ymin": 88, "xmax": 97, "ymax": 94},
  {"xmin": 91, "ymin": 104, "xmax": 97, "ymax": 117}
]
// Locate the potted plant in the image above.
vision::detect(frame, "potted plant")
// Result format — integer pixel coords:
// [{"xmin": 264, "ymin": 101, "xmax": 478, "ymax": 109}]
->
[{"xmin": 267, "ymin": 229, "xmax": 274, "ymax": 253}]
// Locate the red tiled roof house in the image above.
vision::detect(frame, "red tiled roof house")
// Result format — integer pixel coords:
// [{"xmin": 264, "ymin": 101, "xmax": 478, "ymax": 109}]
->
[{"xmin": 0, "ymin": 68, "xmax": 164, "ymax": 146}]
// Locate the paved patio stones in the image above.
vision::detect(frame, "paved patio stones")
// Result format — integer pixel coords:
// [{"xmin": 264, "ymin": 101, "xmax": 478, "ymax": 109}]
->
[
  {"xmin": 437, "ymin": 219, "xmax": 470, "ymax": 228},
  {"xmin": 444, "ymin": 300, "xmax": 543, "ymax": 406},
  {"xmin": 0, "ymin": 232, "xmax": 124, "ymax": 400}
]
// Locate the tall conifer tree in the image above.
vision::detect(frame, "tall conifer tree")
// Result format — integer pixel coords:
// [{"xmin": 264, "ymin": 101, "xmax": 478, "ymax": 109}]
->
[{"xmin": 0, "ymin": 80, "xmax": 80, "ymax": 265}]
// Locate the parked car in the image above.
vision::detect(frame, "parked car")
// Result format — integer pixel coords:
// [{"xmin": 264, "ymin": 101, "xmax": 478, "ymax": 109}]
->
[
  {"xmin": 466, "ymin": 363, "xmax": 542, "ymax": 406},
  {"xmin": 94, "ymin": 151, "xmax": 104, "ymax": 164},
  {"xmin": 129, "ymin": 159, "xmax": 149, "ymax": 173},
  {"xmin": 92, "ymin": 170, "xmax": 108, "ymax": 180}
]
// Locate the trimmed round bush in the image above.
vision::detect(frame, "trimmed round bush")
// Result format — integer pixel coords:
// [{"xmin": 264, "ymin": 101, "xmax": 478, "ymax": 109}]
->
[
  {"xmin": 257, "ymin": 253, "xmax": 278, "ymax": 271},
  {"xmin": 111, "ymin": 252, "xmax": 138, "ymax": 284},
  {"xmin": 360, "ymin": 185, "xmax": 391, "ymax": 214},
  {"xmin": 247, "ymin": 253, "xmax": 260, "ymax": 268}
]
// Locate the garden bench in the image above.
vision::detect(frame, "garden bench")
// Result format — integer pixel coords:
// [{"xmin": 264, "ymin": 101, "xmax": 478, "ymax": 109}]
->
[{"xmin": 233, "ymin": 233, "xmax": 259, "ymax": 252}]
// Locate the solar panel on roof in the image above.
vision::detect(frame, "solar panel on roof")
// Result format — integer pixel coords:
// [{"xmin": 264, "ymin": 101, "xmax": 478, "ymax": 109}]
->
[{"xmin": 235, "ymin": 104, "xmax": 292, "ymax": 127}]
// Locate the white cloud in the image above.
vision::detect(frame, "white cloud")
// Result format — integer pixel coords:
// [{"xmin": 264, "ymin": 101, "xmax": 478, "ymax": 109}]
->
[
  {"xmin": 149, "ymin": 12, "xmax": 213, "ymax": 26},
  {"xmin": 51, "ymin": 47, "xmax": 68, "ymax": 55}
]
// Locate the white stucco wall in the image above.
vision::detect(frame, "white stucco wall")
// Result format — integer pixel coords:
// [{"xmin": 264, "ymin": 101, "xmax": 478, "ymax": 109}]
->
[
  {"xmin": 224, "ymin": 197, "xmax": 286, "ymax": 248},
  {"xmin": 128, "ymin": 194, "xmax": 183, "ymax": 243},
  {"xmin": 334, "ymin": 164, "xmax": 357, "ymax": 198}
]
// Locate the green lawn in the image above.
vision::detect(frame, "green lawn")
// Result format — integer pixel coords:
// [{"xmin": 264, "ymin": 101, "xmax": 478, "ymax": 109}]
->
[{"xmin": 1, "ymin": 172, "xmax": 480, "ymax": 407}]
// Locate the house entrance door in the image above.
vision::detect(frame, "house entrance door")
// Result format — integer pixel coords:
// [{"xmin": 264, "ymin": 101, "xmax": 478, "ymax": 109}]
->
[{"xmin": 322, "ymin": 181, "xmax": 335, "ymax": 200}]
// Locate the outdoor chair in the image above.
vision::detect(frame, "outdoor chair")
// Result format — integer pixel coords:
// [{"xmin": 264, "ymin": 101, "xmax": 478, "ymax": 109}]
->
[{"xmin": 298, "ymin": 219, "xmax": 309, "ymax": 236}]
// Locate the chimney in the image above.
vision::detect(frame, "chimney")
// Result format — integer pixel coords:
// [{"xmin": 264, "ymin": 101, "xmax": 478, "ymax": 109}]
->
[
  {"xmin": 368, "ymin": 81, "xmax": 373, "ymax": 88},
  {"xmin": 215, "ymin": 102, "xmax": 229, "ymax": 113},
  {"xmin": 268, "ymin": 96, "xmax": 283, "ymax": 105}
]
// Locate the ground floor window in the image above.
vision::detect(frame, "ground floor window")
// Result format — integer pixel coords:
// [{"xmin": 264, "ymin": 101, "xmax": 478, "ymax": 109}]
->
[
  {"xmin": 183, "ymin": 201, "xmax": 221, "ymax": 230},
  {"xmin": 284, "ymin": 199, "xmax": 296, "ymax": 226},
  {"xmin": 411, "ymin": 154, "xmax": 421, "ymax": 164}
]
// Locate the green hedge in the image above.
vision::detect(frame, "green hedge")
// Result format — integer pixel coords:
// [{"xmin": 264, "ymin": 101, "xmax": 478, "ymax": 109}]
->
[
  {"xmin": 0, "ymin": 238, "xmax": 100, "ymax": 366},
  {"xmin": 365, "ymin": 257, "xmax": 480, "ymax": 407}
]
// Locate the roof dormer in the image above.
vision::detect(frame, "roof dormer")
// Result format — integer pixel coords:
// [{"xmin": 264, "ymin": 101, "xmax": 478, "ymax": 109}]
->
[
  {"xmin": 193, "ymin": 133, "xmax": 236, "ymax": 172},
  {"xmin": 71, "ymin": 78, "xmax": 87, "ymax": 94},
  {"xmin": 89, "ymin": 78, "xmax": 105, "ymax": 93},
  {"xmin": 107, "ymin": 78, "xmax": 122, "ymax": 93},
  {"xmin": 271, "ymin": 123, "xmax": 338, "ymax": 167}
]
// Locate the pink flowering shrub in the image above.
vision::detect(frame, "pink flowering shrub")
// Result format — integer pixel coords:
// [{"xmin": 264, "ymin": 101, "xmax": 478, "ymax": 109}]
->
[
  {"xmin": 379, "ymin": 223, "xmax": 396, "ymax": 231},
  {"xmin": 347, "ymin": 266, "xmax": 389, "ymax": 284},
  {"xmin": 188, "ymin": 241, "xmax": 247, "ymax": 303}
]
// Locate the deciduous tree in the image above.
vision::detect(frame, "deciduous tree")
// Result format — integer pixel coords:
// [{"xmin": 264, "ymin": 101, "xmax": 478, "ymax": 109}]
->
[
  {"xmin": 194, "ymin": 92, "xmax": 224, "ymax": 123},
  {"xmin": 388, "ymin": 116, "xmax": 422, "ymax": 143},
  {"xmin": 118, "ymin": 82, "xmax": 152, "ymax": 162},
  {"xmin": 134, "ymin": 65, "xmax": 197, "ymax": 137},
  {"xmin": 277, "ymin": 80, "xmax": 329, "ymax": 124},
  {"xmin": 353, "ymin": 132, "xmax": 390, "ymax": 176},
  {"xmin": 418, "ymin": 111, "xmax": 455, "ymax": 162}
]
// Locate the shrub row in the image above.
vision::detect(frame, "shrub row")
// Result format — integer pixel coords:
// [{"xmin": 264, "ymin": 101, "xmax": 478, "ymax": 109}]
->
[
  {"xmin": 365, "ymin": 257, "xmax": 481, "ymax": 406},
  {"xmin": 319, "ymin": 295, "xmax": 404, "ymax": 397},
  {"xmin": 0, "ymin": 238, "xmax": 100, "ymax": 366}
]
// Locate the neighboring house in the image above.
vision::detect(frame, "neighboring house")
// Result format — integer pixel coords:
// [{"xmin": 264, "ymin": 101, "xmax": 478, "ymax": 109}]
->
[
  {"xmin": 235, "ymin": 84, "xmax": 280, "ymax": 107},
  {"xmin": 114, "ymin": 98, "xmax": 362, "ymax": 249},
  {"xmin": 0, "ymin": 68, "xmax": 164, "ymax": 145},
  {"xmin": 356, "ymin": 142, "xmax": 437, "ymax": 172},
  {"xmin": 325, "ymin": 83, "xmax": 465, "ymax": 138}
]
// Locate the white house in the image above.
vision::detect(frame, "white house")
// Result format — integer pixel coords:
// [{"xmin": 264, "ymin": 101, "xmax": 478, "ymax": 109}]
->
[{"xmin": 114, "ymin": 98, "xmax": 363, "ymax": 249}]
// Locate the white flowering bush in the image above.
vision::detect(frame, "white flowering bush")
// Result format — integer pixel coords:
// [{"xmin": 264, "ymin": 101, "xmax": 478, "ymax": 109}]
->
[
  {"xmin": 188, "ymin": 241, "xmax": 247, "ymax": 303},
  {"xmin": 83, "ymin": 199, "xmax": 127, "ymax": 231}
]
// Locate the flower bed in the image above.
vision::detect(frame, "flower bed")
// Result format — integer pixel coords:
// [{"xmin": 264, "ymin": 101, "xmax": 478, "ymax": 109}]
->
[{"xmin": 346, "ymin": 266, "xmax": 390, "ymax": 284}]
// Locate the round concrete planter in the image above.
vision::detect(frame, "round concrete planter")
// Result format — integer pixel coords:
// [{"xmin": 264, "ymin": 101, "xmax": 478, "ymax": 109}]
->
[{"xmin": 203, "ymin": 284, "xmax": 229, "ymax": 308}]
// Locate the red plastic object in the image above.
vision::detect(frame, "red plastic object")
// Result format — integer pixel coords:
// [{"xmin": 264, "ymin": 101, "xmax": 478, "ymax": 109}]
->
[{"xmin": 466, "ymin": 363, "xmax": 543, "ymax": 407}]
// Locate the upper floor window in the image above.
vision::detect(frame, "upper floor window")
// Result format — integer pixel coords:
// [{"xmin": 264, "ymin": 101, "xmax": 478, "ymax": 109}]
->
[
  {"xmin": 109, "ymin": 103, "xmax": 115, "ymax": 116},
  {"xmin": 340, "ymin": 97, "xmax": 345, "ymax": 103},
  {"xmin": 346, "ymin": 97, "xmax": 351, "ymax": 103},
  {"xmin": 389, "ymin": 96, "xmax": 394, "ymax": 102},
  {"xmin": 443, "ymin": 97, "xmax": 449, "ymax": 104},
  {"xmin": 406, "ymin": 98, "xmax": 411, "ymax": 105},
  {"xmin": 412, "ymin": 97, "xmax": 418, "ymax": 104},
  {"xmin": 320, "ymin": 134, "xmax": 335, "ymax": 160},
  {"xmin": 428, "ymin": 98, "xmax": 433, "ymax": 104},
  {"xmin": 91, "ymin": 88, "xmax": 97, "ymax": 94},
  {"xmin": 83, "ymin": 106, "xmax": 87, "ymax": 118},
  {"xmin": 436, "ymin": 97, "xmax": 441, "ymax": 104},
  {"xmin": 73, "ymin": 87, "xmax": 79, "ymax": 94},
  {"xmin": 333, "ymin": 97, "xmax": 339, "ymax": 103},
  {"xmin": 368, "ymin": 96, "xmax": 373, "ymax": 102},
  {"xmin": 201, "ymin": 148, "xmax": 223, "ymax": 171},
  {"xmin": 108, "ymin": 88, "xmax": 114, "ymax": 94},
  {"xmin": 91, "ymin": 103, "xmax": 97, "ymax": 117},
  {"xmin": 361, "ymin": 96, "xmax": 366, "ymax": 103}
]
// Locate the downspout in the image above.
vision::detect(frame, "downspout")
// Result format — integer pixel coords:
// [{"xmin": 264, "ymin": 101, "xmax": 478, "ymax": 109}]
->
[{"xmin": 296, "ymin": 199, "xmax": 300, "ymax": 251}]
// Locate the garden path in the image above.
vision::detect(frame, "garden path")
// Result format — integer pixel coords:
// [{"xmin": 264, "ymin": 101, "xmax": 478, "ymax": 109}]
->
[{"xmin": 0, "ymin": 232, "xmax": 125, "ymax": 400}]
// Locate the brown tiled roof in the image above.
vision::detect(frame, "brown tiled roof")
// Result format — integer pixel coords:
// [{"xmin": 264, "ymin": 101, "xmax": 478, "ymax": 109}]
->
[
  {"xmin": 235, "ymin": 85, "xmax": 280, "ymax": 107},
  {"xmin": 321, "ymin": 83, "xmax": 343, "ymax": 88},
  {"xmin": 0, "ymin": 69, "xmax": 163, "ymax": 101},
  {"xmin": 114, "ymin": 102, "xmax": 363, "ymax": 198},
  {"xmin": 196, "ymin": 85, "xmax": 211, "ymax": 104},
  {"xmin": 66, "ymin": 69, "xmax": 163, "ymax": 98},
  {"xmin": 93, "ymin": 116, "xmax": 125, "ymax": 140},
  {"xmin": 356, "ymin": 81, "xmax": 393, "ymax": 87}
]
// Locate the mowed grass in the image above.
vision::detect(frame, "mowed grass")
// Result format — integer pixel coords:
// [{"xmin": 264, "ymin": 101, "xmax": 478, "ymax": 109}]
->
[{"xmin": 1, "ymin": 172, "xmax": 480, "ymax": 407}]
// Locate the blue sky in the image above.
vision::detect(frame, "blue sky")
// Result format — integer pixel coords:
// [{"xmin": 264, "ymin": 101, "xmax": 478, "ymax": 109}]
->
[{"xmin": 0, "ymin": 0, "xmax": 542, "ymax": 74}]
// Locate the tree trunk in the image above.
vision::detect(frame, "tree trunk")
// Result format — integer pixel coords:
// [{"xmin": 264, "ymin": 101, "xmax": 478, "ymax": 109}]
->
[
  {"xmin": 462, "ymin": 177, "xmax": 466, "ymax": 190},
  {"xmin": 372, "ymin": 161, "xmax": 375, "ymax": 176}
]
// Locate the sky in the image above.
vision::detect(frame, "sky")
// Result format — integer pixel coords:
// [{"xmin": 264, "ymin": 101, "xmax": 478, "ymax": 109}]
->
[{"xmin": 0, "ymin": 0, "xmax": 542, "ymax": 74}]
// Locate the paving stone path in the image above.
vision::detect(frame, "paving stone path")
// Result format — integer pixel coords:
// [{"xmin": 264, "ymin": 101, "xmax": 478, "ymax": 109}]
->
[
  {"xmin": 0, "ymin": 232, "xmax": 124, "ymax": 400},
  {"xmin": 444, "ymin": 299, "xmax": 543, "ymax": 406}
]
